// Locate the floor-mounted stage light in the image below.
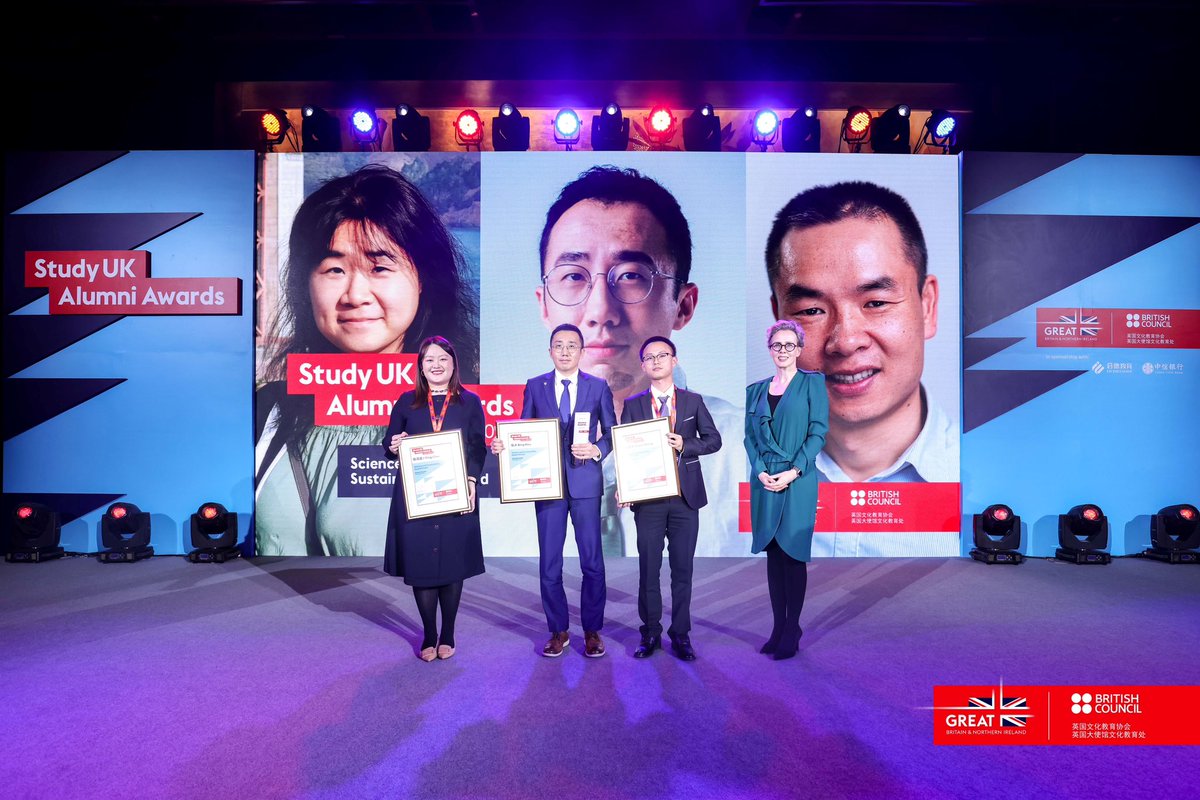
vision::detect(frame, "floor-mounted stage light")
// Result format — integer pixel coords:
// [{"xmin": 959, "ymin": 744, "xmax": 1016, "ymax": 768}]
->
[
  {"xmin": 553, "ymin": 108, "xmax": 582, "ymax": 150},
  {"xmin": 782, "ymin": 106, "xmax": 821, "ymax": 152},
  {"xmin": 5, "ymin": 502, "xmax": 64, "ymax": 563},
  {"xmin": 100, "ymin": 502, "xmax": 153, "ymax": 563},
  {"xmin": 970, "ymin": 504, "xmax": 1024, "ymax": 564},
  {"xmin": 592, "ymin": 102, "xmax": 630, "ymax": 151},
  {"xmin": 492, "ymin": 103, "xmax": 529, "ymax": 151},
  {"xmin": 392, "ymin": 104, "xmax": 432, "ymax": 151},
  {"xmin": 645, "ymin": 104, "xmax": 677, "ymax": 147},
  {"xmin": 682, "ymin": 104, "xmax": 721, "ymax": 151},
  {"xmin": 1056, "ymin": 504, "xmax": 1111, "ymax": 564},
  {"xmin": 839, "ymin": 106, "xmax": 873, "ymax": 152},
  {"xmin": 300, "ymin": 105, "xmax": 341, "ymax": 152},
  {"xmin": 454, "ymin": 109, "xmax": 484, "ymax": 149},
  {"xmin": 917, "ymin": 109, "xmax": 959, "ymax": 154},
  {"xmin": 259, "ymin": 109, "xmax": 291, "ymax": 148},
  {"xmin": 872, "ymin": 104, "xmax": 911, "ymax": 154},
  {"xmin": 1143, "ymin": 504, "xmax": 1200, "ymax": 564},
  {"xmin": 349, "ymin": 107, "xmax": 385, "ymax": 148},
  {"xmin": 187, "ymin": 503, "xmax": 241, "ymax": 564},
  {"xmin": 751, "ymin": 109, "xmax": 780, "ymax": 151}
]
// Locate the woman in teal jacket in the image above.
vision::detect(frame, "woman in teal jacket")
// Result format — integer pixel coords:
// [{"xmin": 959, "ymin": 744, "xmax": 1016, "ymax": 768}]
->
[{"xmin": 744, "ymin": 320, "xmax": 829, "ymax": 660}]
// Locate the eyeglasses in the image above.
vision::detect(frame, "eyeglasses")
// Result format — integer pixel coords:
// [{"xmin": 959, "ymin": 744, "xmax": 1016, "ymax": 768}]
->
[
  {"xmin": 551, "ymin": 343, "xmax": 581, "ymax": 354},
  {"xmin": 769, "ymin": 341, "xmax": 800, "ymax": 352},
  {"xmin": 641, "ymin": 352, "xmax": 674, "ymax": 363},
  {"xmin": 542, "ymin": 262, "xmax": 679, "ymax": 306}
]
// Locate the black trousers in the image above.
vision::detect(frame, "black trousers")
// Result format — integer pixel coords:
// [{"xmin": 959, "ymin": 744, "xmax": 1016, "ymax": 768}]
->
[{"xmin": 633, "ymin": 496, "xmax": 699, "ymax": 639}]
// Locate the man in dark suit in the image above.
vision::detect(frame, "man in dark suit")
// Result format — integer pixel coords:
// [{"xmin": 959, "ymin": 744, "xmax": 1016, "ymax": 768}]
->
[
  {"xmin": 619, "ymin": 336, "xmax": 722, "ymax": 660},
  {"xmin": 492, "ymin": 323, "xmax": 617, "ymax": 658}
]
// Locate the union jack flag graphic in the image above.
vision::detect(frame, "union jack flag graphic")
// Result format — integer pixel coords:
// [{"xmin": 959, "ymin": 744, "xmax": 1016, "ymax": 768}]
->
[
  {"xmin": 968, "ymin": 693, "xmax": 1033, "ymax": 727},
  {"xmin": 1057, "ymin": 310, "xmax": 1103, "ymax": 336}
]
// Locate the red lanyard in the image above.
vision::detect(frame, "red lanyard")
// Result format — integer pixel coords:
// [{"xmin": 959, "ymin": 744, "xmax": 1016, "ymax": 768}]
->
[{"xmin": 427, "ymin": 392, "xmax": 450, "ymax": 432}]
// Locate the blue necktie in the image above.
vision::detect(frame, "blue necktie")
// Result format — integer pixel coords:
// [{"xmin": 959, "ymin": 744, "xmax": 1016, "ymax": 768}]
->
[{"xmin": 559, "ymin": 379, "xmax": 572, "ymax": 425}]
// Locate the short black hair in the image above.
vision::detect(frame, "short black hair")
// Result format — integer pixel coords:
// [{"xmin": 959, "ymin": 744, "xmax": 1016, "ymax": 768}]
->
[
  {"xmin": 539, "ymin": 166, "xmax": 693, "ymax": 289},
  {"xmin": 549, "ymin": 323, "xmax": 584, "ymax": 347},
  {"xmin": 639, "ymin": 335, "xmax": 676, "ymax": 359},
  {"xmin": 765, "ymin": 180, "xmax": 928, "ymax": 292}
]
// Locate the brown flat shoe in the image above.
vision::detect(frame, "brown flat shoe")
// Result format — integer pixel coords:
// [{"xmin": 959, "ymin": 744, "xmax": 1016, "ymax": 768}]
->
[
  {"xmin": 437, "ymin": 644, "xmax": 456, "ymax": 660},
  {"xmin": 584, "ymin": 630, "xmax": 606, "ymax": 658},
  {"xmin": 419, "ymin": 646, "xmax": 437, "ymax": 662},
  {"xmin": 542, "ymin": 631, "xmax": 569, "ymax": 657}
]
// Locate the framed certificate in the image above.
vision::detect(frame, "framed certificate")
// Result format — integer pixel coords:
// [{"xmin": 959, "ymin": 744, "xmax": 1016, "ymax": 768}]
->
[
  {"xmin": 611, "ymin": 416, "xmax": 680, "ymax": 504},
  {"xmin": 397, "ymin": 429, "xmax": 471, "ymax": 520},
  {"xmin": 496, "ymin": 418, "xmax": 564, "ymax": 503}
]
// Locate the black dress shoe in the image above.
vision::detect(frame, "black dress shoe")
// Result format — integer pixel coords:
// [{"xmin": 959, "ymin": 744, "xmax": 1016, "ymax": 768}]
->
[
  {"xmin": 670, "ymin": 636, "xmax": 697, "ymax": 661},
  {"xmin": 633, "ymin": 635, "xmax": 661, "ymax": 658}
]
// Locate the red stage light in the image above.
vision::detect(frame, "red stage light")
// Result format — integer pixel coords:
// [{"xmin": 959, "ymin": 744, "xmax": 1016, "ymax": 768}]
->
[
  {"xmin": 1082, "ymin": 507, "xmax": 1100, "ymax": 521},
  {"xmin": 17, "ymin": 506, "xmax": 34, "ymax": 519},
  {"xmin": 455, "ymin": 109, "xmax": 483, "ymax": 145},
  {"xmin": 201, "ymin": 505, "xmax": 220, "ymax": 520},
  {"xmin": 110, "ymin": 506, "xmax": 128, "ymax": 520},
  {"xmin": 646, "ymin": 104, "xmax": 677, "ymax": 144},
  {"xmin": 991, "ymin": 507, "xmax": 1010, "ymax": 522},
  {"xmin": 1181, "ymin": 507, "xmax": 1196, "ymax": 520}
]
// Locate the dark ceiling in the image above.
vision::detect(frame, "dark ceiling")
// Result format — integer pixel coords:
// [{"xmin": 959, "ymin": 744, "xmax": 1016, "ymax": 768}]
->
[{"xmin": 8, "ymin": 0, "xmax": 1197, "ymax": 153}]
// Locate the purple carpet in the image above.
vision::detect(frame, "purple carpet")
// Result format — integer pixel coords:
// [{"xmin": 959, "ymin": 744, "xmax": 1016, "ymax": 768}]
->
[{"xmin": 3, "ymin": 555, "xmax": 1196, "ymax": 799}]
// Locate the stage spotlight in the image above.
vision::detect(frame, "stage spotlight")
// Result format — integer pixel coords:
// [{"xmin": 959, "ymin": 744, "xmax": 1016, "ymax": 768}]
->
[
  {"xmin": 872, "ymin": 104, "xmax": 911, "ymax": 154},
  {"xmin": 349, "ymin": 107, "xmax": 384, "ymax": 146},
  {"xmin": 492, "ymin": 102, "xmax": 530, "ymax": 151},
  {"xmin": 970, "ymin": 504, "xmax": 1024, "ymax": 564},
  {"xmin": 1056, "ymin": 504, "xmax": 1111, "ymax": 564},
  {"xmin": 553, "ymin": 108, "xmax": 582, "ymax": 149},
  {"xmin": 187, "ymin": 503, "xmax": 242, "ymax": 563},
  {"xmin": 300, "ymin": 105, "xmax": 340, "ymax": 152},
  {"xmin": 645, "ymin": 104, "xmax": 677, "ymax": 147},
  {"xmin": 782, "ymin": 106, "xmax": 821, "ymax": 152},
  {"xmin": 682, "ymin": 104, "xmax": 721, "ymax": 151},
  {"xmin": 100, "ymin": 502, "xmax": 153, "ymax": 563},
  {"xmin": 592, "ymin": 102, "xmax": 630, "ymax": 151},
  {"xmin": 1143, "ymin": 504, "xmax": 1200, "ymax": 564},
  {"xmin": 751, "ymin": 109, "xmax": 780, "ymax": 150},
  {"xmin": 453, "ymin": 109, "xmax": 484, "ymax": 148},
  {"xmin": 840, "ymin": 106, "xmax": 873, "ymax": 152},
  {"xmin": 259, "ymin": 109, "xmax": 290, "ymax": 147},
  {"xmin": 5, "ymin": 502, "xmax": 64, "ymax": 563},
  {"xmin": 917, "ymin": 109, "xmax": 959, "ymax": 153},
  {"xmin": 392, "ymin": 104, "xmax": 432, "ymax": 151}
]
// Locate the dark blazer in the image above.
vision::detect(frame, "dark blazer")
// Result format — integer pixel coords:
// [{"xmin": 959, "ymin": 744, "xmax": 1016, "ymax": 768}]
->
[
  {"xmin": 520, "ymin": 370, "xmax": 616, "ymax": 499},
  {"xmin": 620, "ymin": 388, "xmax": 722, "ymax": 510},
  {"xmin": 382, "ymin": 389, "xmax": 487, "ymax": 586}
]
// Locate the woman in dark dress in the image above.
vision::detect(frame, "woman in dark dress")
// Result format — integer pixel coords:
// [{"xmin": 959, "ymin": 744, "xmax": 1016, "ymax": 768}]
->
[
  {"xmin": 384, "ymin": 336, "xmax": 486, "ymax": 661},
  {"xmin": 744, "ymin": 320, "xmax": 829, "ymax": 660}
]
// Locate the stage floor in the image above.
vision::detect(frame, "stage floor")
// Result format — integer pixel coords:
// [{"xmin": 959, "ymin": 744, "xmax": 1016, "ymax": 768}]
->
[{"xmin": 3, "ymin": 555, "xmax": 1196, "ymax": 799}]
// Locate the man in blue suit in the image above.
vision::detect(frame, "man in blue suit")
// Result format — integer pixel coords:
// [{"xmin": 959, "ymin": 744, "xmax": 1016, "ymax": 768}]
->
[
  {"xmin": 619, "ymin": 336, "xmax": 722, "ymax": 660},
  {"xmin": 493, "ymin": 323, "xmax": 617, "ymax": 658}
]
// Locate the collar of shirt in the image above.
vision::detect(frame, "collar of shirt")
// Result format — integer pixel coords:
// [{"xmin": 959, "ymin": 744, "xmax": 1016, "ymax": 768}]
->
[
  {"xmin": 815, "ymin": 386, "xmax": 960, "ymax": 483},
  {"xmin": 652, "ymin": 384, "xmax": 676, "ymax": 405}
]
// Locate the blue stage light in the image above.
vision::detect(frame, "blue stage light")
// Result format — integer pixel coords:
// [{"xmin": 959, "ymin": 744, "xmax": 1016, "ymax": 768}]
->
[
  {"xmin": 918, "ymin": 109, "xmax": 960, "ymax": 154},
  {"xmin": 751, "ymin": 109, "xmax": 780, "ymax": 150},
  {"xmin": 351, "ymin": 109, "xmax": 377, "ymax": 135},
  {"xmin": 554, "ymin": 108, "xmax": 582, "ymax": 148},
  {"xmin": 935, "ymin": 115, "xmax": 957, "ymax": 138}
]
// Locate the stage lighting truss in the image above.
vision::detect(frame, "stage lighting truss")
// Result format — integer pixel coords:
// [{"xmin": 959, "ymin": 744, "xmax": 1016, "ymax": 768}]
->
[
  {"xmin": 5, "ymin": 502, "xmax": 64, "ymax": 563},
  {"xmin": 492, "ymin": 102, "xmax": 530, "ymax": 151},
  {"xmin": 553, "ymin": 108, "xmax": 582, "ymax": 150},
  {"xmin": 1056, "ymin": 504, "xmax": 1111, "ymax": 564},
  {"xmin": 258, "ymin": 109, "xmax": 294, "ymax": 150},
  {"xmin": 300, "ymin": 105, "xmax": 341, "ymax": 152},
  {"xmin": 349, "ymin": 107, "xmax": 386, "ymax": 149},
  {"xmin": 454, "ymin": 109, "xmax": 484, "ymax": 149},
  {"xmin": 970, "ymin": 504, "xmax": 1024, "ymax": 564},
  {"xmin": 916, "ymin": 109, "xmax": 959, "ymax": 154},
  {"xmin": 839, "ymin": 106, "xmax": 873, "ymax": 153},
  {"xmin": 751, "ymin": 109, "xmax": 780, "ymax": 151},
  {"xmin": 592, "ymin": 102, "xmax": 630, "ymax": 151},
  {"xmin": 644, "ymin": 104, "xmax": 678, "ymax": 147},
  {"xmin": 188, "ymin": 502, "xmax": 242, "ymax": 563},
  {"xmin": 393, "ymin": 104, "xmax": 432, "ymax": 151},
  {"xmin": 682, "ymin": 104, "xmax": 721, "ymax": 151},
  {"xmin": 782, "ymin": 106, "xmax": 821, "ymax": 153},
  {"xmin": 1144, "ymin": 503, "xmax": 1200, "ymax": 564},
  {"xmin": 100, "ymin": 502, "xmax": 154, "ymax": 563},
  {"xmin": 871, "ymin": 104, "xmax": 912, "ymax": 154}
]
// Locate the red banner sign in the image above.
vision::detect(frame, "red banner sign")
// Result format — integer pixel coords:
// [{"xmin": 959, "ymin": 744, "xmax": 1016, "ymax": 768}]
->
[
  {"xmin": 738, "ymin": 481, "xmax": 960, "ymax": 533},
  {"xmin": 1037, "ymin": 307, "xmax": 1200, "ymax": 348}
]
